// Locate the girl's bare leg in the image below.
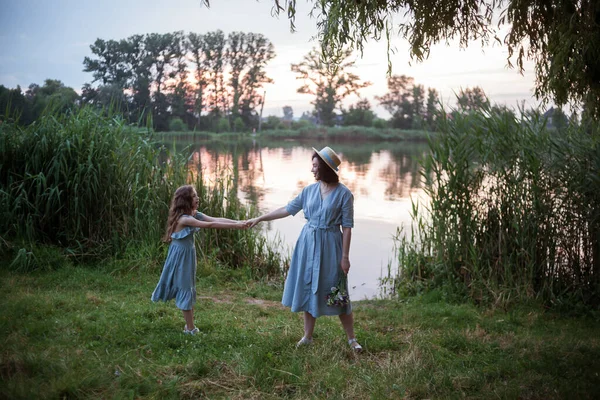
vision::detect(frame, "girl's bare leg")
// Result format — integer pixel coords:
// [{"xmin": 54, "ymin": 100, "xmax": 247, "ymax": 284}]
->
[{"xmin": 182, "ymin": 309, "xmax": 195, "ymax": 331}]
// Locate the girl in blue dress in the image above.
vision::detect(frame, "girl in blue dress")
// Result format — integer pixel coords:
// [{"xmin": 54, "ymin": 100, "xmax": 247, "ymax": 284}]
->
[
  {"xmin": 248, "ymin": 146, "xmax": 363, "ymax": 352},
  {"xmin": 151, "ymin": 185, "xmax": 247, "ymax": 335}
]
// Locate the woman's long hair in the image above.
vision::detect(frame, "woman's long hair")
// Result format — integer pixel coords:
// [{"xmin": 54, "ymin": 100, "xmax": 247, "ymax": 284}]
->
[{"xmin": 163, "ymin": 185, "xmax": 195, "ymax": 242}]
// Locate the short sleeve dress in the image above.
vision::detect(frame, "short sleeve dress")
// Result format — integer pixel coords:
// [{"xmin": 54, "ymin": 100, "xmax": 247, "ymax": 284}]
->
[
  {"xmin": 282, "ymin": 182, "xmax": 354, "ymax": 317},
  {"xmin": 151, "ymin": 212, "xmax": 205, "ymax": 311}
]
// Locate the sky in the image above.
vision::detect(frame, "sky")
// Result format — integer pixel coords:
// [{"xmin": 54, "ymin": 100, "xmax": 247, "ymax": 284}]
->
[{"xmin": 0, "ymin": 0, "xmax": 543, "ymax": 118}]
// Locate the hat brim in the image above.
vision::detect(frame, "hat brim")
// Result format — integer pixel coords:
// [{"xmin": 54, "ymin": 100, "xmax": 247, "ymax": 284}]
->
[{"xmin": 312, "ymin": 147, "xmax": 339, "ymax": 175}]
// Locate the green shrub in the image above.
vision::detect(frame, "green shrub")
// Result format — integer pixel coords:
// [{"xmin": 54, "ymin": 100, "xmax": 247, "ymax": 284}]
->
[
  {"xmin": 216, "ymin": 117, "xmax": 230, "ymax": 133},
  {"xmin": 292, "ymin": 119, "xmax": 313, "ymax": 130},
  {"xmin": 233, "ymin": 117, "xmax": 245, "ymax": 132},
  {"xmin": 373, "ymin": 118, "xmax": 388, "ymax": 129},
  {"xmin": 168, "ymin": 117, "xmax": 187, "ymax": 131}
]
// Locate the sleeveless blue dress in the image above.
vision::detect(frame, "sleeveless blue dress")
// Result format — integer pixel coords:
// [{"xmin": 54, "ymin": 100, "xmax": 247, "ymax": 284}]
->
[
  {"xmin": 282, "ymin": 183, "xmax": 354, "ymax": 317},
  {"xmin": 151, "ymin": 212, "xmax": 204, "ymax": 310}
]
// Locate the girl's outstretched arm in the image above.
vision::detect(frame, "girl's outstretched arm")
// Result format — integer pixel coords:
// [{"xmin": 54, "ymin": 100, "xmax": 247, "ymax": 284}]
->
[
  {"xmin": 247, "ymin": 206, "xmax": 290, "ymax": 228},
  {"xmin": 179, "ymin": 215, "xmax": 247, "ymax": 230},
  {"xmin": 200, "ymin": 214, "xmax": 242, "ymax": 224}
]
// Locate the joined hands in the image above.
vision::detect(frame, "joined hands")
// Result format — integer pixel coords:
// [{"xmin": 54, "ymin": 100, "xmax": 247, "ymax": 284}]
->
[{"xmin": 243, "ymin": 218, "xmax": 260, "ymax": 228}]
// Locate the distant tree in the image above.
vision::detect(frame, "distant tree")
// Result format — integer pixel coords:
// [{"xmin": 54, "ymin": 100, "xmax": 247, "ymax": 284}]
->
[
  {"xmin": 412, "ymin": 84, "xmax": 425, "ymax": 129},
  {"xmin": 298, "ymin": 110, "xmax": 317, "ymax": 127},
  {"xmin": 145, "ymin": 32, "xmax": 180, "ymax": 131},
  {"xmin": 490, "ymin": 104, "xmax": 516, "ymax": 120},
  {"xmin": 26, "ymin": 79, "xmax": 78, "ymax": 119},
  {"xmin": 227, "ymin": 31, "xmax": 250, "ymax": 124},
  {"xmin": 425, "ymin": 88, "xmax": 439, "ymax": 130},
  {"xmin": 282, "ymin": 106, "xmax": 294, "ymax": 121},
  {"xmin": 80, "ymin": 83, "xmax": 129, "ymax": 114},
  {"xmin": 124, "ymin": 34, "xmax": 153, "ymax": 122},
  {"xmin": 342, "ymin": 98, "xmax": 375, "ymax": 127},
  {"xmin": 262, "ymin": 115, "xmax": 281, "ymax": 130},
  {"xmin": 291, "ymin": 47, "xmax": 371, "ymax": 126},
  {"xmin": 235, "ymin": 33, "xmax": 275, "ymax": 129},
  {"xmin": 187, "ymin": 32, "xmax": 209, "ymax": 127},
  {"xmin": 203, "ymin": 30, "xmax": 227, "ymax": 121},
  {"xmin": 457, "ymin": 87, "xmax": 489, "ymax": 112},
  {"xmin": 552, "ymin": 108, "xmax": 568, "ymax": 130},
  {"xmin": 0, "ymin": 85, "xmax": 33, "ymax": 124},
  {"xmin": 376, "ymin": 75, "xmax": 414, "ymax": 129},
  {"xmin": 83, "ymin": 39, "xmax": 130, "ymax": 87},
  {"xmin": 168, "ymin": 31, "xmax": 192, "ymax": 126}
]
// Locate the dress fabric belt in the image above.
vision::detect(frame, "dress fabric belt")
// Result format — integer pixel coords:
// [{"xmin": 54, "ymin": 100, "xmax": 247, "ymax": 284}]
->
[{"xmin": 305, "ymin": 223, "xmax": 341, "ymax": 294}]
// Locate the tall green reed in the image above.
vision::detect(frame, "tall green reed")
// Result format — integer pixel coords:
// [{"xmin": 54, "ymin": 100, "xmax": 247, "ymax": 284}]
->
[
  {"xmin": 0, "ymin": 107, "xmax": 285, "ymax": 277},
  {"xmin": 392, "ymin": 108, "xmax": 600, "ymax": 307}
]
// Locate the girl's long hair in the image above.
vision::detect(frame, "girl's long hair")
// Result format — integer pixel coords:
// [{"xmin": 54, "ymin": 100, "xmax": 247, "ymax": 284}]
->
[{"xmin": 163, "ymin": 185, "xmax": 195, "ymax": 242}]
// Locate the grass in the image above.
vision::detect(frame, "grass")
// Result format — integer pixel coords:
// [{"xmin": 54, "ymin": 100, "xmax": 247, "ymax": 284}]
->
[{"xmin": 2, "ymin": 265, "xmax": 599, "ymax": 399}]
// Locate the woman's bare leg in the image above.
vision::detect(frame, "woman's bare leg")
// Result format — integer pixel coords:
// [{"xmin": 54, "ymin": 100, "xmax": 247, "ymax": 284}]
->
[
  {"xmin": 303, "ymin": 312, "xmax": 316, "ymax": 339},
  {"xmin": 339, "ymin": 312, "xmax": 355, "ymax": 340}
]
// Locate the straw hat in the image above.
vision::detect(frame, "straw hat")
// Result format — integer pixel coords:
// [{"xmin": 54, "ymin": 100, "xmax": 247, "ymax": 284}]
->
[{"xmin": 312, "ymin": 146, "xmax": 341, "ymax": 174}]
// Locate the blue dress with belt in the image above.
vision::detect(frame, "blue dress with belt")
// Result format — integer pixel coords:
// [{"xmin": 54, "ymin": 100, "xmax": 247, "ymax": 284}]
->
[{"xmin": 282, "ymin": 182, "xmax": 354, "ymax": 317}]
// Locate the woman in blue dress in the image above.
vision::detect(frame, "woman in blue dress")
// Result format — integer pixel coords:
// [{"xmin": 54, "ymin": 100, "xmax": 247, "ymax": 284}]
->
[
  {"xmin": 248, "ymin": 146, "xmax": 363, "ymax": 352},
  {"xmin": 151, "ymin": 185, "xmax": 247, "ymax": 335}
]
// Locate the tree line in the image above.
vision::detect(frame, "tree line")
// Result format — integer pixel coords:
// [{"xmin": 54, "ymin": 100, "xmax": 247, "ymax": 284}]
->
[
  {"xmin": 2, "ymin": 30, "xmax": 580, "ymax": 133},
  {"xmin": 81, "ymin": 30, "xmax": 275, "ymax": 131}
]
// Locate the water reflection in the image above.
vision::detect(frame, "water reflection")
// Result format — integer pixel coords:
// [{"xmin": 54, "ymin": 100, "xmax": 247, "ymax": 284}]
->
[{"xmin": 163, "ymin": 135, "xmax": 429, "ymax": 299}]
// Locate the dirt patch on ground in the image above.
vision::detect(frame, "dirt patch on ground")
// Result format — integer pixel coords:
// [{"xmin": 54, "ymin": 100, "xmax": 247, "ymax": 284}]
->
[
  {"xmin": 243, "ymin": 298, "xmax": 284, "ymax": 309},
  {"xmin": 198, "ymin": 295, "xmax": 284, "ymax": 309},
  {"xmin": 198, "ymin": 295, "xmax": 235, "ymax": 304}
]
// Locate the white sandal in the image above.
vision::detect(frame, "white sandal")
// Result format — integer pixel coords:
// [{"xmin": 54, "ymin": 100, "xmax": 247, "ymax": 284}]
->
[
  {"xmin": 296, "ymin": 336, "xmax": 313, "ymax": 348},
  {"xmin": 184, "ymin": 326, "xmax": 199, "ymax": 335},
  {"xmin": 348, "ymin": 338, "xmax": 363, "ymax": 352}
]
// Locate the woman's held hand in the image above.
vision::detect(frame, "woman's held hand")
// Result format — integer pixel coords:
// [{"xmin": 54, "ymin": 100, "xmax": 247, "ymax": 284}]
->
[{"xmin": 341, "ymin": 256, "xmax": 350, "ymax": 274}]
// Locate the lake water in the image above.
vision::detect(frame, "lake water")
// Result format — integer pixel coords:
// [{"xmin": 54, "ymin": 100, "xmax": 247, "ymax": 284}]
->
[{"xmin": 170, "ymin": 137, "xmax": 430, "ymax": 299}]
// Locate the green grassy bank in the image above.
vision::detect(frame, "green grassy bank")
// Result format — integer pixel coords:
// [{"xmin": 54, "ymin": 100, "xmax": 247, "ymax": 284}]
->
[
  {"xmin": 1, "ymin": 264, "xmax": 599, "ymax": 399},
  {"xmin": 159, "ymin": 126, "xmax": 432, "ymax": 142}
]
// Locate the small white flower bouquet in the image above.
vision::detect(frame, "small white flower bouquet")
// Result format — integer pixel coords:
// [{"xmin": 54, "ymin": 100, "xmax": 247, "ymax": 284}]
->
[{"xmin": 326, "ymin": 276, "xmax": 350, "ymax": 307}]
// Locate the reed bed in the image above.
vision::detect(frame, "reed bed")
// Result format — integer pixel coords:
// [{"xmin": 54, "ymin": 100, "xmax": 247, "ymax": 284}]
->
[
  {"xmin": 0, "ymin": 107, "xmax": 284, "ymax": 277},
  {"xmin": 391, "ymin": 108, "xmax": 600, "ymax": 308}
]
